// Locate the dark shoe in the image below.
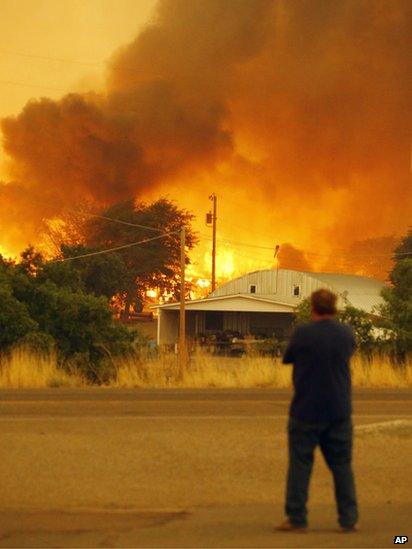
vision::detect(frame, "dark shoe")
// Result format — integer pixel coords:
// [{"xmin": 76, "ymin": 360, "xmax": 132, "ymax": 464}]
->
[
  {"xmin": 275, "ymin": 519, "xmax": 308, "ymax": 532},
  {"xmin": 337, "ymin": 525, "xmax": 358, "ymax": 533}
]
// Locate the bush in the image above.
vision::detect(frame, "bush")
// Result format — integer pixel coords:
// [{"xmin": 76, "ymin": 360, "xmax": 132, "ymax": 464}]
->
[
  {"xmin": 22, "ymin": 282, "xmax": 135, "ymax": 382},
  {"xmin": 339, "ymin": 306, "xmax": 375, "ymax": 356},
  {"xmin": 1, "ymin": 251, "xmax": 136, "ymax": 382},
  {"xmin": 19, "ymin": 331, "xmax": 55, "ymax": 355},
  {"xmin": 0, "ymin": 281, "xmax": 38, "ymax": 349},
  {"xmin": 294, "ymin": 297, "xmax": 378, "ymax": 354},
  {"xmin": 381, "ymin": 259, "xmax": 412, "ymax": 360},
  {"xmin": 295, "ymin": 298, "xmax": 312, "ymax": 325}
]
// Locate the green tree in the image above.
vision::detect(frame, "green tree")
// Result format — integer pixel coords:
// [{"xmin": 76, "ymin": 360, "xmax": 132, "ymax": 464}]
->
[
  {"xmin": 381, "ymin": 259, "xmax": 412, "ymax": 359},
  {"xmin": 294, "ymin": 297, "xmax": 312, "ymax": 324},
  {"xmin": 42, "ymin": 245, "xmax": 129, "ymax": 299},
  {"xmin": 84, "ymin": 198, "xmax": 197, "ymax": 316},
  {"xmin": 0, "ymin": 274, "xmax": 38, "ymax": 349},
  {"xmin": 339, "ymin": 306, "xmax": 375, "ymax": 354},
  {"xmin": 394, "ymin": 228, "xmax": 412, "ymax": 262},
  {"xmin": 1, "ymin": 248, "xmax": 136, "ymax": 381},
  {"xmin": 20, "ymin": 280, "xmax": 134, "ymax": 381},
  {"xmin": 39, "ymin": 260, "xmax": 83, "ymax": 293},
  {"xmin": 294, "ymin": 297, "xmax": 377, "ymax": 353}
]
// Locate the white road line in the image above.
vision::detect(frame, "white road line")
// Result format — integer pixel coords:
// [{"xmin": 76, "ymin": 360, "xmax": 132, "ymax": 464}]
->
[{"xmin": 356, "ymin": 419, "xmax": 412, "ymax": 433}]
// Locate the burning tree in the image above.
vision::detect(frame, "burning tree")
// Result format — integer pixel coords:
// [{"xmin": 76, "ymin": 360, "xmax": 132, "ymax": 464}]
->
[{"xmin": 56, "ymin": 198, "xmax": 197, "ymax": 316}]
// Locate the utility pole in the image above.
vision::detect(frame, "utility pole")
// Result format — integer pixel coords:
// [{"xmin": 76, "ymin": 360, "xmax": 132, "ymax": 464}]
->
[
  {"xmin": 274, "ymin": 244, "xmax": 280, "ymax": 293},
  {"xmin": 274, "ymin": 244, "xmax": 280, "ymax": 263},
  {"xmin": 179, "ymin": 226, "xmax": 186, "ymax": 371},
  {"xmin": 206, "ymin": 193, "xmax": 217, "ymax": 292}
]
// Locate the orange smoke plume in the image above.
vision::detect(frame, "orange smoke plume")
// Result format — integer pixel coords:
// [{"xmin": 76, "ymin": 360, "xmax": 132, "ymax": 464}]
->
[{"xmin": 0, "ymin": 0, "xmax": 411, "ymax": 280}]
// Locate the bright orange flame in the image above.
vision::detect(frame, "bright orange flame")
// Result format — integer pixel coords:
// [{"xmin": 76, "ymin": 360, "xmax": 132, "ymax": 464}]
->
[
  {"xmin": 203, "ymin": 246, "xmax": 236, "ymax": 281},
  {"xmin": 0, "ymin": 244, "xmax": 13, "ymax": 259},
  {"xmin": 197, "ymin": 278, "xmax": 210, "ymax": 288}
]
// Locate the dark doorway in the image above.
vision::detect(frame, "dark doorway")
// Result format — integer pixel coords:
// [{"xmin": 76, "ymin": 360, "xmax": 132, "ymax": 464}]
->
[{"xmin": 205, "ymin": 311, "xmax": 224, "ymax": 331}]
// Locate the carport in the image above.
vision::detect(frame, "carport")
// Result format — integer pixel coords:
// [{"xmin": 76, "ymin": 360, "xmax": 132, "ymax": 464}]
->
[{"xmin": 155, "ymin": 294, "xmax": 294, "ymax": 345}]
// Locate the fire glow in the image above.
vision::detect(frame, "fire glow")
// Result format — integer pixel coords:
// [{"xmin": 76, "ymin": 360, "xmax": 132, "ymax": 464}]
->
[{"xmin": 0, "ymin": 0, "xmax": 410, "ymax": 281}]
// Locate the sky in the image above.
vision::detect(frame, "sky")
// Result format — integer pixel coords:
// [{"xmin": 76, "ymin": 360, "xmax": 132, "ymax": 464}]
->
[{"xmin": 0, "ymin": 0, "xmax": 155, "ymax": 121}]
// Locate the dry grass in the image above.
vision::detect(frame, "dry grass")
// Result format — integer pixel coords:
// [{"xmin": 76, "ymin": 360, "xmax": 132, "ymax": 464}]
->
[
  {"xmin": 0, "ymin": 347, "xmax": 411, "ymax": 389},
  {"xmin": 114, "ymin": 350, "xmax": 412, "ymax": 389},
  {"xmin": 0, "ymin": 348, "xmax": 84, "ymax": 388},
  {"xmin": 351, "ymin": 354, "xmax": 412, "ymax": 388},
  {"xmin": 114, "ymin": 351, "xmax": 292, "ymax": 389}
]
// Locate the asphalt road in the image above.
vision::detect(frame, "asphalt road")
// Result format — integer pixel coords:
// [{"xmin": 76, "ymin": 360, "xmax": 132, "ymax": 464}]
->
[{"xmin": 0, "ymin": 388, "xmax": 411, "ymax": 548}]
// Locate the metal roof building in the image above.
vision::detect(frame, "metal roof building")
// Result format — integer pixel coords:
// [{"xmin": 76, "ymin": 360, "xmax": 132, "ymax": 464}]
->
[{"xmin": 155, "ymin": 269, "xmax": 385, "ymax": 345}]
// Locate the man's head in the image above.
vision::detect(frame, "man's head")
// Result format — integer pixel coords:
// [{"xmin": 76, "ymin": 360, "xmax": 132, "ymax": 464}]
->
[{"xmin": 311, "ymin": 289, "xmax": 337, "ymax": 320}]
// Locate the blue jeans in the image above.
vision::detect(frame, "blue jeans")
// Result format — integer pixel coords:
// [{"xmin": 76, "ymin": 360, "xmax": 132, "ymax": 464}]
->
[{"xmin": 286, "ymin": 417, "xmax": 358, "ymax": 528}]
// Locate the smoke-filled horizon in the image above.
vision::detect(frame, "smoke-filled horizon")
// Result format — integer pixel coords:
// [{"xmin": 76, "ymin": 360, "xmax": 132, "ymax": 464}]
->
[{"xmin": 0, "ymin": 0, "xmax": 411, "ymax": 279}]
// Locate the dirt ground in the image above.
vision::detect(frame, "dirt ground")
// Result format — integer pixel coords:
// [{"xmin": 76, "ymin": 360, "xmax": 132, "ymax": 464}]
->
[{"xmin": 0, "ymin": 388, "xmax": 411, "ymax": 547}]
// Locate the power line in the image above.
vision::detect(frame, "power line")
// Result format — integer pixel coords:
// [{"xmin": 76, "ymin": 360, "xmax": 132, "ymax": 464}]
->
[
  {"xmin": 0, "ymin": 79, "xmax": 70, "ymax": 92},
  {"xmin": 199, "ymin": 232, "xmax": 409, "ymax": 259},
  {"xmin": 0, "ymin": 49, "xmax": 108, "ymax": 68},
  {"xmin": 0, "ymin": 49, "xmax": 162, "ymax": 76},
  {"xmin": 4, "ymin": 195, "xmax": 407, "ymax": 262},
  {"xmin": 46, "ymin": 199, "xmax": 408, "ymax": 260},
  {"xmin": 69, "ymin": 208, "xmax": 191, "ymax": 237},
  {"xmin": 24, "ymin": 196, "xmax": 172, "ymax": 235},
  {"xmin": 0, "ymin": 79, "xmax": 206, "ymax": 115},
  {"xmin": 87, "ymin": 213, "xmax": 165, "ymax": 233},
  {"xmin": 200, "ymin": 195, "xmax": 408, "ymax": 259},
  {"xmin": 51, "ymin": 231, "xmax": 178, "ymax": 263}
]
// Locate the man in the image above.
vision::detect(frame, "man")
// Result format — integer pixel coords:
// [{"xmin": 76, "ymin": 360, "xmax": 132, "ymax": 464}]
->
[{"xmin": 277, "ymin": 288, "xmax": 358, "ymax": 533}]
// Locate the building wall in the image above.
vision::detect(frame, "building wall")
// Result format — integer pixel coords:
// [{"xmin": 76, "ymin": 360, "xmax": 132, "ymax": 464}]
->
[
  {"xmin": 223, "ymin": 311, "xmax": 250, "ymax": 333},
  {"xmin": 158, "ymin": 310, "xmax": 294, "ymax": 345},
  {"xmin": 249, "ymin": 312, "xmax": 294, "ymax": 338},
  {"xmin": 158, "ymin": 309, "xmax": 179, "ymax": 345},
  {"xmin": 210, "ymin": 269, "xmax": 329, "ymax": 304},
  {"xmin": 192, "ymin": 311, "xmax": 251, "ymax": 334}
]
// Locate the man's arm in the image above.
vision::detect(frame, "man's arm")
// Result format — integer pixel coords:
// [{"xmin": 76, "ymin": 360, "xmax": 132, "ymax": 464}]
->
[
  {"xmin": 347, "ymin": 326, "xmax": 356, "ymax": 356},
  {"xmin": 282, "ymin": 344, "xmax": 295, "ymax": 364},
  {"xmin": 282, "ymin": 326, "xmax": 302, "ymax": 364}
]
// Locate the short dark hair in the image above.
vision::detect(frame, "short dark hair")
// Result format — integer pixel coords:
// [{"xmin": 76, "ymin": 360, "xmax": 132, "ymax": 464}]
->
[{"xmin": 311, "ymin": 289, "xmax": 337, "ymax": 315}]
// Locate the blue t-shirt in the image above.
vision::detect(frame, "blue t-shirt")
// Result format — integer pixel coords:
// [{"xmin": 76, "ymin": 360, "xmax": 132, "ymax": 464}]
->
[{"xmin": 283, "ymin": 319, "xmax": 356, "ymax": 422}]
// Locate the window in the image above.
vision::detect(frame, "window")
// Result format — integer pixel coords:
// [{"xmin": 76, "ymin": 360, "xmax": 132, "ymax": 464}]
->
[
  {"xmin": 293, "ymin": 285, "xmax": 300, "ymax": 297},
  {"xmin": 250, "ymin": 284, "xmax": 257, "ymax": 294}
]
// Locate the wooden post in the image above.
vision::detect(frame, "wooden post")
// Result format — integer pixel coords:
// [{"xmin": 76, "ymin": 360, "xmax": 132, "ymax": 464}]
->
[
  {"xmin": 210, "ymin": 193, "xmax": 217, "ymax": 292},
  {"xmin": 179, "ymin": 226, "xmax": 186, "ymax": 371}
]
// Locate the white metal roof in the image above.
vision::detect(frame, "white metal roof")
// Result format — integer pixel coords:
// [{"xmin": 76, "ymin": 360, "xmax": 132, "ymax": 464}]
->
[
  {"xmin": 306, "ymin": 272, "xmax": 385, "ymax": 313},
  {"xmin": 155, "ymin": 294, "xmax": 295, "ymax": 312},
  {"xmin": 154, "ymin": 269, "xmax": 385, "ymax": 314}
]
